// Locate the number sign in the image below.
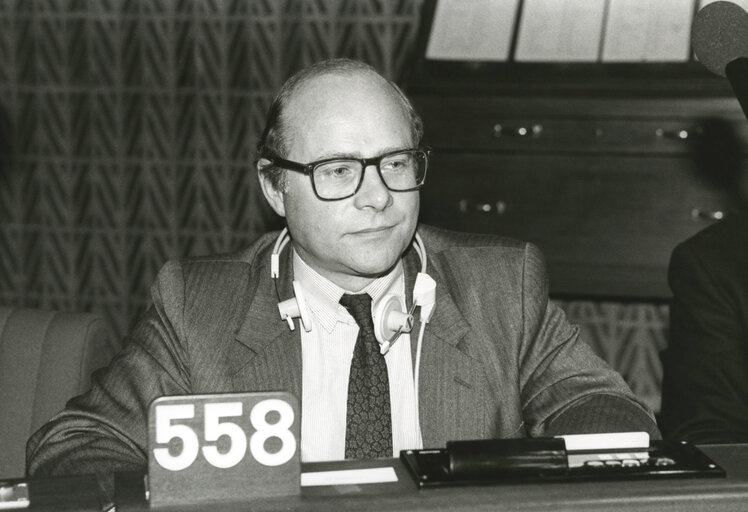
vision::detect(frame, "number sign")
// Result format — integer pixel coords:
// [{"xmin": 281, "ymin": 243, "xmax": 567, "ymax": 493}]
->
[{"xmin": 147, "ymin": 392, "xmax": 300, "ymax": 508}]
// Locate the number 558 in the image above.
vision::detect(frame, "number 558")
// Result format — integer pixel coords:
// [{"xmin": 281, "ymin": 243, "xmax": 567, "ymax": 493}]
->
[{"xmin": 152, "ymin": 398, "xmax": 296, "ymax": 471}]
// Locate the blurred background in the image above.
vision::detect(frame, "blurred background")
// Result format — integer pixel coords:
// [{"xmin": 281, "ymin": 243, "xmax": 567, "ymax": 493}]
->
[{"xmin": 1, "ymin": 0, "xmax": 746, "ymax": 415}]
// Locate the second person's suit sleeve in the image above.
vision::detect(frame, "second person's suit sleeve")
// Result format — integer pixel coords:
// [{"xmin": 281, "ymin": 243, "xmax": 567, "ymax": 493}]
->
[{"xmin": 660, "ymin": 243, "xmax": 748, "ymax": 443}]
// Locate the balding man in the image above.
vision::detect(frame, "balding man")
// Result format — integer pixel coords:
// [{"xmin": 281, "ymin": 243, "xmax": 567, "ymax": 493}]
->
[{"xmin": 27, "ymin": 59, "xmax": 658, "ymax": 480}]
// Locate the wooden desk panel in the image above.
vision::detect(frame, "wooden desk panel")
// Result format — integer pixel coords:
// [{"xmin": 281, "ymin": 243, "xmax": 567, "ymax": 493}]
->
[{"xmin": 106, "ymin": 444, "xmax": 748, "ymax": 511}]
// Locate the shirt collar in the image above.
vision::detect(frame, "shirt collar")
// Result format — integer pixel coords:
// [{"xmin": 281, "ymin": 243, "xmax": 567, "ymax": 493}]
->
[{"xmin": 292, "ymin": 249, "xmax": 405, "ymax": 333}]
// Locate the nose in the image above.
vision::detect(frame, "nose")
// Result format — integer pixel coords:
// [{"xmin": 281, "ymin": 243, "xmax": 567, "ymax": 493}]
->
[{"xmin": 354, "ymin": 164, "xmax": 392, "ymax": 211}]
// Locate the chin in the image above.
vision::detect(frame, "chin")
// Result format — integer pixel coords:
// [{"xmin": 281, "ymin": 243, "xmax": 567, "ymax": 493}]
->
[{"xmin": 348, "ymin": 252, "xmax": 401, "ymax": 278}]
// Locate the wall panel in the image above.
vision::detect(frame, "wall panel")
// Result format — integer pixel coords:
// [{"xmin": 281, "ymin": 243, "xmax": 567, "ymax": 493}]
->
[{"xmin": 0, "ymin": 0, "xmax": 667, "ymax": 411}]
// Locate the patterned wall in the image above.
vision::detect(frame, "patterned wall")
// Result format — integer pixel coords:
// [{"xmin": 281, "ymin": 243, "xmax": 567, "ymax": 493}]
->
[
  {"xmin": 562, "ymin": 301, "xmax": 668, "ymax": 413},
  {"xmin": 0, "ymin": 0, "xmax": 425, "ymax": 335},
  {"xmin": 0, "ymin": 0, "xmax": 666, "ymax": 411}
]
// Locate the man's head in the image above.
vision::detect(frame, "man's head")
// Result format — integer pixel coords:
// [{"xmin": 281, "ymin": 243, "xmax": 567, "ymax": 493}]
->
[{"xmin": 256, "ymin": 59, "xmax": 425, "ymax": 291}]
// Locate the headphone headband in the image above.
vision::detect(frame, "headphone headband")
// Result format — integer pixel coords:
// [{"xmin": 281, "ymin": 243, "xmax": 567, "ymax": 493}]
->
[{"xmin": 271, "ymin": 227, "xmax": 434, "ymax": 338}]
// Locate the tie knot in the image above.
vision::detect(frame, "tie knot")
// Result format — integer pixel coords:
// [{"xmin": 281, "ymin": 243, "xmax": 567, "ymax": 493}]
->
[{"xmin": 339, "ymin": 293, "xmax": 374, "ymax": 329}]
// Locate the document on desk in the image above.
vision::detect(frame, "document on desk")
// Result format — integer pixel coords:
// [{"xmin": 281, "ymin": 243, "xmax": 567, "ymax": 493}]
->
[
  {"xmin": 602, "ymin": 0, "xmax": 694, "ymax": 62},
  {"xmin": 301, "ymin": 467, "xmax": 398, "ymax": 487},
  {"xmin": 515, "ymin": 0, "xmax": 606, "ymax": 62},
  {"xmin": 0, "ymin": 483, "xmax": 29, "ymax": 510},
  {"xmin": 426, "ymin": 0, "xmax": 519, "ymax": 61}
]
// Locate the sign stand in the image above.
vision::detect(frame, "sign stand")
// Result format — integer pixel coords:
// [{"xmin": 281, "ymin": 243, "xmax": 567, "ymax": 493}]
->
[{"xmin": 147, "ymin": 391, "xmax": 300, "ymax": 508}]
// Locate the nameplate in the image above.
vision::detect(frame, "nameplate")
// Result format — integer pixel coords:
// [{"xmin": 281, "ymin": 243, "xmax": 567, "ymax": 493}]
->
[{"xmin": 147, "ymin": 391, "xmax": 300, "ymax": 508}]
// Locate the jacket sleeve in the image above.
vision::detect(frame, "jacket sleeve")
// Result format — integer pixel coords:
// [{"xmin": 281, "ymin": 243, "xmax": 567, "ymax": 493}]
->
[
  {"xmin": 660, "ymin": 242, "xmax": 748, "ymax": 443},
  {"xmin": 26, "ymin": 261, "xmax": 191, "ymax": 480},
  {"xmin": 516, "ymin": 243, "xmax": 660, "ymax": 438}
]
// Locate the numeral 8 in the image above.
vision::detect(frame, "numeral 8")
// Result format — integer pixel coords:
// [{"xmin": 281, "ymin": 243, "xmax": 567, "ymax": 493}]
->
[{"xmin": 250, "ymin": 399, "xmax": 296, "ymax": 466}]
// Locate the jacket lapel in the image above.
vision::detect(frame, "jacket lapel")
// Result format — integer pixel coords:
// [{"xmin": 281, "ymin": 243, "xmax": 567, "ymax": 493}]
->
[
  {"xmin": 229, "ymin": 242, "xmax": 303, "ymax": 403},
  {"xmin": 404, "ymin": 244, "xmax": 487, "ymax": 449}
]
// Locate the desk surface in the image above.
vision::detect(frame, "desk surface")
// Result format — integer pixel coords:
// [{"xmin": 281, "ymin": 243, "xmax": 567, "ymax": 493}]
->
[{"xmin": 13, "ymin": 444, "xmax": 748, "ymax": 511}]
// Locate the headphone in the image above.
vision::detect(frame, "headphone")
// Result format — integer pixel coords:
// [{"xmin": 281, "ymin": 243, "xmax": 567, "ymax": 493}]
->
[{"xmin": 270, "ymin": 227, "xmax": 436, "ymax": 355}]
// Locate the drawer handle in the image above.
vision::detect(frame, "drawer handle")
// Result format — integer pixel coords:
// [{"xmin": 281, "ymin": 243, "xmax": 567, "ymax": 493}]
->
[
  {"xmin": 691, "ymin": 208, "xmax": 726, "ymax": 221},
  {"xmin": 493, "ymin": 123, "xmax": 543, "ymax": 138},
  {"xmin": 459, "ymin": 200, "xmax": 508, "ymax": 215},
  {"xmin": 655, "ymin": 127, "xmax": 703, "ymax": 140}
]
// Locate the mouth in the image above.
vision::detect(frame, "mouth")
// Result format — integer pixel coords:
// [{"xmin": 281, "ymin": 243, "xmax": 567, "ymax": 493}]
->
[{"xmin": 350, "ymin": 225, "xmax": 396, "ymax": 236}]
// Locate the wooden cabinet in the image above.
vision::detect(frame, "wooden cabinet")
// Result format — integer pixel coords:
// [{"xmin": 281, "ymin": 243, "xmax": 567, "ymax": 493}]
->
[{"xmin": 412, "ymin": 90, "xmax": 748, "ymax": 299}]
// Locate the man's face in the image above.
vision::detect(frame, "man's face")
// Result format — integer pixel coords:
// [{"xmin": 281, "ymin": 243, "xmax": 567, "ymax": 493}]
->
[{"xmin": 262, "ymin": 72, "xmax": 419, "ymax": 291}]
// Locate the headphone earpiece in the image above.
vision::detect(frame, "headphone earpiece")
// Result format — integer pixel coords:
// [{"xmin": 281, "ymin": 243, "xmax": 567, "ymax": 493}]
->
[
  {"xmin": 373, "ymin": 294, "xmax": 414, "ymax": 354},
  {"xmin": 277, "ymin": 281, "xmax": 312, "ymax": 332},
  {"xmin": 413, "ymin": 272, "xmax": 437, "ymax": 323}
]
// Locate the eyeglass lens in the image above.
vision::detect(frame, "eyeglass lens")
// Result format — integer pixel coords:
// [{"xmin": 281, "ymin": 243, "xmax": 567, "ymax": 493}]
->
[{"xmin": 313, "ymin": 151, "xmax": 425, "ymax": 199}]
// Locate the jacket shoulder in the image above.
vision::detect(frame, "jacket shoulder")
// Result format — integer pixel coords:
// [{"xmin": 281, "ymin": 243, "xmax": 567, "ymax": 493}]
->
[
  {"xmin": 418, "ymin": 224, "xmax": 547, "ymax": 300},
  {"xmin": 151, "ymin": 231, "xmax": 278, "ymax": 309},
  {"xmin": 419, "ymin": 224, "xmax": 526, "ymax": 248},
  {"xmin": 418, "ymin": 224, "xmax": 540, "ymax": 263}
]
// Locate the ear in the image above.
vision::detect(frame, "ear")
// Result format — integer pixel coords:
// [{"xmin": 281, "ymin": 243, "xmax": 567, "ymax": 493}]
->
[{"xmin": 257, "ymin": 158, "xmax": 286, "ymax": 217}]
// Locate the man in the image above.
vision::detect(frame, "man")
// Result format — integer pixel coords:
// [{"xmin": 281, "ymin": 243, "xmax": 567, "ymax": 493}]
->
[
  {"xmin": 660, "ymin": 212, "xmax": 748, "ymax": 443},
  {"xmin": 27, "ymin": 58, "xmax": 658, "ymax": 479}
]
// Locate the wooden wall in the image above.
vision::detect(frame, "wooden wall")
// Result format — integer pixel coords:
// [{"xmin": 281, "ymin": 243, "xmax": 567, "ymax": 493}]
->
[{"xmin": 0, "ymin": 0, "xmax": 666, "ymax": 411}]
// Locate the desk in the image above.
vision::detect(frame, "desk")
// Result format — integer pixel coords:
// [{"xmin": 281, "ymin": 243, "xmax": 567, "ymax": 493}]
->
[{"xmin": 13, "ymin": 444, "xmax": 748, "ymax": 511}]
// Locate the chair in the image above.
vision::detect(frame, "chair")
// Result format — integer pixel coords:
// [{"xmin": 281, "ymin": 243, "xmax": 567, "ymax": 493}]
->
[{"xmin": 0, "ymin": 307, "xmax": 120, "ymax": 478}]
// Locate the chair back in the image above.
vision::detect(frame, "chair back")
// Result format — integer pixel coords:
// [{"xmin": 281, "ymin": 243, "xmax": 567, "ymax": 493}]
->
[{"xmin": 0, "ymin": 307, "xmax": 119, "ymax": 477}]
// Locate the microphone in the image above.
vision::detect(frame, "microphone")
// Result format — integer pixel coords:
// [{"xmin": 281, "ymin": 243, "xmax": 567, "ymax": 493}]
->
[{"xmin": 692, "ymin": 1, "xmax": 748, "ymax": 120}]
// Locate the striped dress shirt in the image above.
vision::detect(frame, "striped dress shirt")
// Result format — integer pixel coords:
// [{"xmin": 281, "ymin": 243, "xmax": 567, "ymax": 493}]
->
[{"xmin": 292, "ymin": 250, "xmax": 423, "ymax": 461}]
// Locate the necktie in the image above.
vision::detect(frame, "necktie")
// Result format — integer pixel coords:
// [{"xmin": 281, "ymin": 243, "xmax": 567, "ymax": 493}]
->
[{"xmin": 339, "ymin": 293, "xmax": 393, "ymax": 459}]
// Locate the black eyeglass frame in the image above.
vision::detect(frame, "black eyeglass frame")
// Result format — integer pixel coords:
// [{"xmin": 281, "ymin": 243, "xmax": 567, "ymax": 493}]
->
[{"xmin": 262, "ymin": 147, "xmax": 430, "ymax": 201}]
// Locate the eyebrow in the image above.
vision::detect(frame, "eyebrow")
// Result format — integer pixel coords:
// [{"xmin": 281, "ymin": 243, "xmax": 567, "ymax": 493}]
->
[{"xmin": 314, "ymin": 146, "xmax": 409, "ymax": 161}]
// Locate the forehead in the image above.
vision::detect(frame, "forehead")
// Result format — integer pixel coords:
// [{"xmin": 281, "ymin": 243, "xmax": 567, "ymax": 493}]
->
[
  {"xmin": 282, "ymin": 71, "xmax": 412, "ymax": 156},
  {"xmin": 288, "ymin": 70, "xmax": 403, "ymax": 113}
]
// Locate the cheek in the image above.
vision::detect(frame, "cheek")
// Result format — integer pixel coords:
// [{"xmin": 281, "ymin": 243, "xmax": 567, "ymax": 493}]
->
[
  {"xmin": 284, "ymin": 192, "xmax": 341, "ymax": 242},
  {"xmin": 408, "ymin": 193, "xmax": 420, "ymax": 217},
  {"xmin": 396, "ymin": 193, "xmax": 420, "ymax": 228}
]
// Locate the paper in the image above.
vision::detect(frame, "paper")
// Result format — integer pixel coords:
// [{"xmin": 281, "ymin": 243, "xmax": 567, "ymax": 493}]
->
[
  {"xmin": 556, "ymin": 431, "xmax": 650, "ymax": 452},
  {"xmin": 0, "ymin": 483, "xmax": 29, "ymax": 510},
  {"xmin": 426, "ymin": 0, "xmax": 520, "ymax": 61},
  {"xmin": 515, "ymin": 0, "xmax": 606, "ymax": 62},
  {"xmin": 300, "ymin": 467, "xmax": 398, "ymax": 487},
  {"xmin": 602, "ymin": 0, "xmax": 694, "ymax": 62}
]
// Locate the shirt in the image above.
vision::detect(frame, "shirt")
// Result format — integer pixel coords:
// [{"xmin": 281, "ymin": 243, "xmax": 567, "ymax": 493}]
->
[{"xmin": 293, "ymin": 250, "xmax": 423, "ymax": 461}]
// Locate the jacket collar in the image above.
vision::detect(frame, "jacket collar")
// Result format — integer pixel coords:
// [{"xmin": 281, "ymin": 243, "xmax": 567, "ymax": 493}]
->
[
  {"xmin": 231, "ymin": 231, "xmax": 475, "ymax": 361},
  {"xmin": 402, "ymin": 240, "xmax": 471, "ymax": 351},
  {"xmin": 229, "ymin": 239, "xmax": 302, "ymax": 400},
  {"xmin": 234, "ymin": 239, "xmax": 295, "ymax": 355}
]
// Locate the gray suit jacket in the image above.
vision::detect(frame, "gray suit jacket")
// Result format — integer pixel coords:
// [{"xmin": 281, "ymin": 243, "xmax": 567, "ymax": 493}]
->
[{"xmin": 27, "ymin": 225, "xmax": 658, "ymax": 477}]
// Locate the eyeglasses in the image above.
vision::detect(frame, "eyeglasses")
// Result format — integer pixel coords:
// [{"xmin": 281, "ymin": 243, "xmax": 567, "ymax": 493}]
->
[{"xmin": 263, "ymin": 148, "xmax": 429, "ymax": 201}]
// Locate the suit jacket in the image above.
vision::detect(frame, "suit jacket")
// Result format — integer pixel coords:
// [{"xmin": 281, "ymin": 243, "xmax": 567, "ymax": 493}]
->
[
  {"xmin": 660, "ymin": 212, "xmax": 748, "ymax": 443},
  {"xmin": 27, "ymin": 225, "xmax": 657, "ymax": 478}
]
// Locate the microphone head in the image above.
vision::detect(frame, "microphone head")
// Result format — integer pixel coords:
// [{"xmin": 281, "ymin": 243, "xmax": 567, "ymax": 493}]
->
[{"xmin": 692, "ymin": 1, "xmax": 748, "ymax": 77}]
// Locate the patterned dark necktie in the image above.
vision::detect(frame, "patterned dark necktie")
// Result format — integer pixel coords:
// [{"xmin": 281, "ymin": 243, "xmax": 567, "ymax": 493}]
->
[{"xmin": 339, "ymin": 293, "xmax": 393, "ymax": 459}]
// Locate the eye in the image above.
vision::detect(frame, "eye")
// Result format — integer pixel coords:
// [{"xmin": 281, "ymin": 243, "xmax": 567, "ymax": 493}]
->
[
  {"xmin": 316, "ymin": 162, "xmax": 357, "ymax": 180},
  {"xmin": 381, "ymin": 154, "xmax": 412, "ymax": 173},
  {"xmin": 331, "ymin": 166, "xmax": 350, "ymax": 176}
]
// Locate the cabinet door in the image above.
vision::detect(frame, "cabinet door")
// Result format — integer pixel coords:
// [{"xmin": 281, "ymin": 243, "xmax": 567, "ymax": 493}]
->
[{"xmin": 419, "ymin": 153, "xmax": 737, "ymax": 298}]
